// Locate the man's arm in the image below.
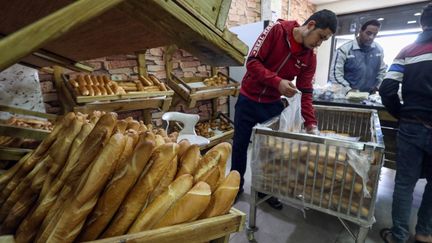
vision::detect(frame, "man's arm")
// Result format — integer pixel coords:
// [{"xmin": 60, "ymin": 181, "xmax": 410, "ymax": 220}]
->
[
  {"xmin": 296, "ymin": 54, "xmax": 317, "ymax": 128},
  {"xmin": 375, "ymin": 46, "xmax": 387, "ymax": 90},
  {"xmin": 246, "ymin": 22, "xmax": 284, "ymax": 90},
  {"xmin": 379, "ymin": 57, "xmax": 404, "ymax": 119},
  {"xmin": 329, "ymin": 46, "xmax": 351, "ymax": 88}
]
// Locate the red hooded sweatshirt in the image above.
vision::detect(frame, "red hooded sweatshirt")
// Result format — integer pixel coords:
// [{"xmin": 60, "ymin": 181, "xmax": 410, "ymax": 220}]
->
[{"xmin": 240, "ymin": 20, "xmax": 317, "ymax": 127}]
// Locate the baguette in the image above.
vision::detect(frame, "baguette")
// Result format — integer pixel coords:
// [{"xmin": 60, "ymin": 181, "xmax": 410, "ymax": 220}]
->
[
  {"xmin": 158, "ymin": 82, "xmax": 167, "ymax": 91},
  {"xmin": 176, "ymin": 144, "xmax": 200, "ymax": 178},
  {"xmin": 68, "ymin": 121, "xmax": 94, "ymax": 159},
  {"xmin": 149, "ymin": 75, "xmax": 161, "ymax": 85},
  {"xmin": 101, "ymin": 142, "xmax": 179, "ymax": 237},
  {"xmin": 194, "ymin": 150, "xmax": 221, "ymax": 183},
  {"xmin": 115, "ymin": 120, "xmax": 128, "ymax": 134},
  {"xmin": 15, "ymin": 113, "xmax": 117, "ymax": 243},
  {"xmin": 148, "ymin": 156, "xmax": 178, "ymax": 203},
  {"xmin": 197, "ymin": 166, "xmax": 220, "ymax": 192},
  {"xmin": 38, "ymin": 133, "xmax": 127, "ymax": 243},
  {"xmin": 199, "ymin": 171, "xmax": 240, "ymax": 219},
  {"xmin": 128, "ymin": 174, "xmax": 193, "ymax": 232},
  {"xmin": 154, "ymin": 134, "xmax": 165, "ymax": 147},
  {"xmin": 154, "ymin": 181, "xmax": 211, "ymax": 228},
  {"xmin": 206, "ymin": 142, "xmax": 232, "ymax": 185},
  {"xmin": 76, "ymin": 132, "xmax": 155, "ymax": 241},
  {"xmin": 139, "ymin": 75, "xmax": 153, "ymax": 86},
  {"xmin": 127, "ymin": 120, "xmax": 140, "ymax": 132},
  {"xmin": 177, "ymin": 140, "xmax": 191, "ymax": 153}
]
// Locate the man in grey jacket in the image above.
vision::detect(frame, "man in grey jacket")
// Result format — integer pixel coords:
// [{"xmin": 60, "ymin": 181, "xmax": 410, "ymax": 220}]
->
[{"xmin": 330, "ymin": 19, "xmax": 386, "ymax": 93}]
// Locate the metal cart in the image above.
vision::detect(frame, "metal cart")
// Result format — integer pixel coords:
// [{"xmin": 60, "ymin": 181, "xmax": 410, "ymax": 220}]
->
[{"xmin": 247, "ymin": 105, "xmax": 385, "ymax": 243}]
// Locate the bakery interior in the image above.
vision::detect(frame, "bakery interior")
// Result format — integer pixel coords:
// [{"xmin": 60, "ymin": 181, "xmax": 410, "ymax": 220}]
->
[{"xmin": 0, "ymin": 0, "xmax": 430, "ymax": 243}]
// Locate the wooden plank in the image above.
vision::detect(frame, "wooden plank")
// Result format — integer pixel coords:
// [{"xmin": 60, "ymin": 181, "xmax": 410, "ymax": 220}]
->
[
  {"xmin": 73, "ymin": 98, "xmax": 165, "ymax": 113},
  {"xmin": 161, "ymin": 97, "xmax": 173, "ymax": 112},
  {"xmin": 210, "ymin": 235, "xmax": 230, "ymax": 243},
  {"xmin": 0, "ymin": 124, "xmax": 50, "ymax": 140},
  {"xmin": 0, "ymin": 147, "xmax": 32, "ymax": 161},
  {"xmin": 215, "ymin": 0, "xmax": 232, "ymax": 30},
  {"xmin": 0, "ymin": 0, "xmax": 125, "ymax": 71},
  {"xmin": 89, "ymin": 208, "xmax": 244, "ymax": 243},
  {"xmin": 136, "ymin": 50, "xmax": 148, "ymax": 77},
  {"xmin": 122, "ymin": 0, "xmax": 247, "ymax": 65},
  {"xmin": 164, "ymin": 45, "xmax": 178, "ymax": 81},
  {"xmin": 0, "ymin": 105, "xmax": 57, "ymax": 120}
]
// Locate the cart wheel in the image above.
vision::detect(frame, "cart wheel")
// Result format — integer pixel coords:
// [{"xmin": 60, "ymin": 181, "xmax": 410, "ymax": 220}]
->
[{"xmin": 246, "ymin": 226, "xmax": 258, "ymax": 242}]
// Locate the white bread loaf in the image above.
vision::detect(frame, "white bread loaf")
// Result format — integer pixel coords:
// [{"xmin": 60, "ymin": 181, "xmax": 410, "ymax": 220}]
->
[
  {"xmin": 197, "ymin": 166, "xmax": 220, "ymax": 192},
  {"xmin": 76, "ymin": 132, "xmax": 155, "ymax": 241},
  {"xmin": 199, "ymin": 171, "xmax": 240, "ymax": 219},
  {"xmin": 36, "ymin": 133, "xmax": 127, "ymax": 243},
  {"xmin": 128, "ymin": 174, "xmax": 193, "ymax": 232},
  {"xmin": 154, "ymin": 181, "xmax": 211, "ymax": 228},
  {"xmin": 101, "ymin": 142, "xmax": 179, "ymax": 238},
  {"xmin": 176, "ymin": 144, "xmax": 200, "ymax": 178}
]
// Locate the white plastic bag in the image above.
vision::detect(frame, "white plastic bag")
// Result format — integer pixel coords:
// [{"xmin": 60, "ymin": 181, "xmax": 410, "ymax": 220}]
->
[
  {"xmin": 347, "ymin": 149, "xmax": 374, "ymax": 198},
  {"xmin": 279, "ymin": 93, "xmax": 304, "ymax": 132}
]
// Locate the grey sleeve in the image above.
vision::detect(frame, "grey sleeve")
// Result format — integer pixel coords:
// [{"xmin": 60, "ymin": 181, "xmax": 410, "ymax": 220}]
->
[
  {"xmin": 376, "ymin": 47, "xmax": 387, "ymax": 88},
  {"xmin": 329, "ymin": 48, "xmax": 351, "ymax": 88}
]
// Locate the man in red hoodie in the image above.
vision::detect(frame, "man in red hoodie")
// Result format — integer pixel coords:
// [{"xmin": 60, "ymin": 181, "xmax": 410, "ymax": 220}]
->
[{"xmin": 232, "ymin": 9, "xmax": 338, "ymax": 209}]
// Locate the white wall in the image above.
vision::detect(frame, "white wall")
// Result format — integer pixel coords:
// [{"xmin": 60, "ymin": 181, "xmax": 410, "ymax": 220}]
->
[
  {"xmin": 316, "ymin": 0, "xmax": 426, "ymax": 15},
  {"xmin": 314, "ymin": 0, "xmax": 426, "ymax": 86}
]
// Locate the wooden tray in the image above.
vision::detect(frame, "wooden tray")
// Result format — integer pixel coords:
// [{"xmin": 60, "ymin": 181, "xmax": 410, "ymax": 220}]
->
[
  {"xmin": 167, "ymin": 72, "xmax": 240, "ymax": 108},
  {"xmin": 88, "ymin": 208, "xmax": 245, "ymax": 243},
  {"xmin": 62, "ymin": 74, "xmax": 174, "ymax": 104}
]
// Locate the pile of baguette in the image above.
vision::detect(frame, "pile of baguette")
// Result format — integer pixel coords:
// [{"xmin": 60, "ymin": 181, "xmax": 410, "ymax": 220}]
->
[
  {"xmin": 257, "ymin": 135, "xmax": 379, "ymax": 218},
  {"xmin": 0, "ymin": 111, "xmax": 240, "ymax": 243},
  {"xmin": 0, "ymin": 117, "xmax": 53, "ymax": 149},
  {"xmin": 68, "ymin": 74, "xmax": 167, "ymax": 97}
]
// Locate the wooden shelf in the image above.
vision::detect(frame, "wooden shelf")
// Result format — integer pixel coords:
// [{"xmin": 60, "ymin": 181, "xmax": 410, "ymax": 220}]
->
[
  {"xmin": 88, "ymin": 208, "xmax": 245, "ymax": 243},
  {"xmin": 0, "ymin": 0, "xmax": 248, "ymax": 71}
]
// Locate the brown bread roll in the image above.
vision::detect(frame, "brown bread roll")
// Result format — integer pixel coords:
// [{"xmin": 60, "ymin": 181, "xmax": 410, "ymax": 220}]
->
[
  {"xmin": 199, "ymin": 170, "xmax": 240, "ymax": 219},
  {"xmin": 154, "ymin": 181, "xmax": 211, "ymax": 228},
  {"xmin": 36, "ymin": 133, "xmax": 127, "ymax": 243},
  {"xmin": 84, "ymin": 75, "xmax": 94, "ymax": 85},
  {"xmin": 69, "ymin": 79, "xmax": 79, "ymax": 88},
  {"xmin": 76, "ymin": 132, "xmax": 155, "ymax": 241},
  {"xmin": 128, "ymin": 174, "xmax": 193, "ymax": 233},
  {"xmin": 101, "ymin": 142, "xmax": 179, "ymax": 237},
  {"xmin": 176, "ymin": 144, "xmax": 200, "ymax": 178}
]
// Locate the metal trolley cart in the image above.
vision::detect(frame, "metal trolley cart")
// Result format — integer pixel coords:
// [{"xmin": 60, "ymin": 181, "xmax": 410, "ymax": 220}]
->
[{"xmin": 247, "ymin": 106, "xmax": 385, "ymax": 243}]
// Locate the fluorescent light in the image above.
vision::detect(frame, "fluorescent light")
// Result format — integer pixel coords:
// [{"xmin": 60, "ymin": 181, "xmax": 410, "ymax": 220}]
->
[
  {"xmin": 377, "ymin": 28, "xmax": 421, "ymax": 36},
  {"xmin": 407, "ymin": 20, "xmax": 417, "ymax": 24},
  {"xmin": 377, "ymin": 18, "xmax": 384, "ymax": 21},
  {"xmin": 414, "ymin": 12, "xmax": 421, "ymax": 16}
]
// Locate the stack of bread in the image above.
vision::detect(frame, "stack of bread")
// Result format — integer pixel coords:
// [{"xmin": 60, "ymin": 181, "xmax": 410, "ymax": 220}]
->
[
  {"xmin": 0, "ymin": 117, "xmax": 53, "ymax": 149},
  {"xmin": 257, "ymin": 135, "xmax": 378, "ymax": 218},
  {"xmin": 195, "ymin": 118, "xmax": 233, "ymax": 138},
  {"xmin": 202, "ymin": 75, "xmax": 228, "ymax": 87},
  {"xmin": 68, "ymin": 74, "xmax": 168, "ymax": 97},
  {"xmin": 0, "ymin": 111, "xmax": 239, "ymax": 243}
]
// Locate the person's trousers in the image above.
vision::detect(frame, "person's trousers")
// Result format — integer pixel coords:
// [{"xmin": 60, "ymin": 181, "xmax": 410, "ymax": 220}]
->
[
  {"xmin": 231, "ymin": 94, "xmax": 284, "ymax": 189},
  {"xmin": 391, "ymin": 121, "xmax": 432, "ymax": 242}
]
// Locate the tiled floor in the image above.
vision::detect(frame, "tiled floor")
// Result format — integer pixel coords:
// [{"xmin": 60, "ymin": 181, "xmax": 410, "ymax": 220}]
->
[{"xmin": 227, "ymin": 152, "xmax": 427, "ymax": 243}]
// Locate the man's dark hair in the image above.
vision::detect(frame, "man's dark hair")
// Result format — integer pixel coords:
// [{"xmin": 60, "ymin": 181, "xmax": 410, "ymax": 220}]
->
[
  {"xmin": 303, "ymin": 9, "xmax": 338, "ymax": 33},
  {"xmin": 360, "ymin": 19, "xmax": 381, "ymax": 31},
  {"xmin": 420, "ymin": 3, "xmax": 432, "ymax": 28}
]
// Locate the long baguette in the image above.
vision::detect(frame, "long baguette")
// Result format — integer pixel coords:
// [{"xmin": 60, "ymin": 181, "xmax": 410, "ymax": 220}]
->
[
  {"xmin": 176, "ymin": 144, "xmax": 200, "ymax": 178},
  {"xmin": 128, "ymin": 174, "xmax": 193, "ymax": 232},
  {"xmin": 206, "ymin": 142, "xmax": 232, "ymax": 185},
  {"xmin": 38, "ymin": 133, "xmax": 127, "ymax": 243},
  {"xmin": 194, "ymin": 150, "xmax": 221, "ymax": 183},
  {"xmin": 15, "ymin": 113, "xmax": 117, "ymax": 243},
  {"xmin": 199, "ymin": 171, "xmax": 240, "ymax": 219},
  {"xmin": 76, "ymin": 132, "xmax": 155, "ymax": 241},
  {"xmin": 101, "ymin": 142, "xmax": 179, "ymax": 238},
  {"xmin": 148, "ymin": 156, "xmax": 178, "ymax": 203},
  {"xmin": 154, "ymin": 181, "xmax": 211, "ymax": 228}
]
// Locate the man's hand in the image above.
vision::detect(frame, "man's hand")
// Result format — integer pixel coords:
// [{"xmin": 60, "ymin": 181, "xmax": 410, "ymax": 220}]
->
[
  {"xmin": 305, "ymin": 124, "xmax": 319, "ymax": 135},
  {"xmin": 278, "ymin": 79, "xmax": 298, "ymax": 97},
  {"xmin": 346, "ymin": 88, "xmax": 359, "ymax": 95}
]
